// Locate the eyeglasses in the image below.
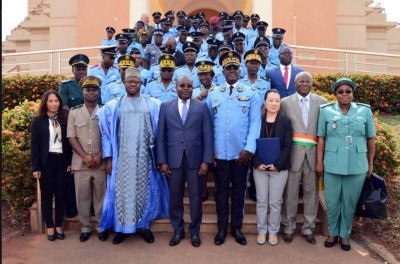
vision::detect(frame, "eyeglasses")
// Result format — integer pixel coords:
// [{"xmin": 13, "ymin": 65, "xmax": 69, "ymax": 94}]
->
[
  {"xmin": 337, "ymin": 89, "xmax": 353, "ymax": 94},
  {"xmin": 224, "ymin": 66, "xmax": 239, "ymax": 71},
  {"xmin": 161, "ymin": 68, "xmax": 173, "ymax": 72},
  {"xmin": 257, "ymin": 46, "xmax": 269, "ymax": 50}
]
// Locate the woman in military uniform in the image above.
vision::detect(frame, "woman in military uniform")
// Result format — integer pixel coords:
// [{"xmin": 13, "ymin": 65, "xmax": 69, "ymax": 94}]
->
[{"xmin": 316, "ymin": 78, "xmax": 376, "ymax": 251}]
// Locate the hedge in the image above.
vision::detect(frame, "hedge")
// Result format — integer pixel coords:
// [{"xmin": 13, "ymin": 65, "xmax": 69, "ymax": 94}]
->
[{"xmin": 2, "ymin": 74, "xmax": 400, "ymax": 113}]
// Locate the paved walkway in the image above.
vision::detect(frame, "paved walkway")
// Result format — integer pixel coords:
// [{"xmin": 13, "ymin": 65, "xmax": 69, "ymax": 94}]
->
[{"xmin": 2, "ymin": 231, "xmax": 383, "ymax": 264}]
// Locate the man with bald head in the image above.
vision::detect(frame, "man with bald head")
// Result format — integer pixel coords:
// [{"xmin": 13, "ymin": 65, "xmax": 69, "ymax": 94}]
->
[
  {"xmin": 280, "ymin": 71, "xmax": 327, "ymax": 245},
  {"xmin": 157, "ymin": 76, "xmax": 213, "ymax": 247}
]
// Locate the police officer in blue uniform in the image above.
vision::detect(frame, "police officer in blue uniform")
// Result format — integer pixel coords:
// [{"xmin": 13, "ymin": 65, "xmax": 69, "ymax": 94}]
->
[
  {"xmin": 144, "ymin": 29, "xmax": 163, "ymax": 69},
  {"xmin": 143, "ymin": 54, "xmax": 177, "ymax": 102},
  {"xmin": 88, "ymin": 46, "xmax": 120, "ymax": 104},
  {"xmin": 173, "ymin": 41, "xmax": 201, "ymax": 88},
  {"xmin": 197, "ymin": 39, "xmax": 225, "ymax": 86},
  {"xmin": 240, "ymin": 49, "xmax": 271, "ymax": 106},
  {"xmin": 152, "ymin": 12, "xmax": 162, "ymax": 30},
  {"xmin": 206, "ymin": 51, "xmax": 261, "ymax": 246},
  {"xmin": 192, "ymin": 60, "xmax": 217, "ymax": 100},
  {"xmin": 254, "ymin": 37, "xmax": 276, "ymax": 77},
  {"xmin": 101, "ymin": 27, "xmax": 117, "ymax": 47},
  {"xmin": 269, "ymin": 28, "xmax": 286, "ymax": 66},
  {"xmin": 114, "ymin": 33, "xmax": 130, "ymax": 68},
  {"xmin": 102, "ymin": 55, "xmax": 134, "ymax": 103}
]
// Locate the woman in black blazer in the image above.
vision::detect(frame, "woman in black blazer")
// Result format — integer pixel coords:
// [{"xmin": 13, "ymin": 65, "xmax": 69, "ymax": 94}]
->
[
  {"xmin": 253, "ymin": 89, "xmax": 292, "ymax": 246},
  {"xmin": 31, "ymin": 90, "xmax": 72, "ymax": 241}
]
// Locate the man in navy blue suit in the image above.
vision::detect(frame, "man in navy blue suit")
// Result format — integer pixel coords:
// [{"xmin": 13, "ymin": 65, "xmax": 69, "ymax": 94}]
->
[
  {"xmin": 265, "ymin": 46, "xmax": 304, "ymax": 98},
  {"xmin": 157, "ymin": 75, "xmax": 214, "ymax": 248}
]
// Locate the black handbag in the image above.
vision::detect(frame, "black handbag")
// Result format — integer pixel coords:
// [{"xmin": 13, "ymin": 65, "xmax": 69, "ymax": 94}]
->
[{"xmin": 355, "ymin": 173, "xmax": 387, "ymax": 219}]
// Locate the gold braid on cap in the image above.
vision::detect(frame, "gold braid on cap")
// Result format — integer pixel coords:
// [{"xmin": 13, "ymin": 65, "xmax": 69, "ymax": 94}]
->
[
  {"xmin": 119, "ymin": 60, "xmax": 135, "ymax": 68},
  {"xmin": 159, "ymin": 57, "xmax": 176, "ymax": 68},
  {"xmin": 197, "ymin": 61, "xmax": 213, "ymax": 73},
  {"xmin": 222, "ymin": 54, "xmax": 240, "ymax": 67},
  {"xmin": 245, "ymin": 53, "xmax": 261, "ymax": 63},
  {"xmin": 82, "ymin": 79, "xmax": 100, "ymax": 88}
]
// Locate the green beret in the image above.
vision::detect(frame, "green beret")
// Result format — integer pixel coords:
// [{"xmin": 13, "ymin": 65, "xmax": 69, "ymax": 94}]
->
[{"xmin": 331, "ymin": 77, "xmax": 357, "ymax": 92}]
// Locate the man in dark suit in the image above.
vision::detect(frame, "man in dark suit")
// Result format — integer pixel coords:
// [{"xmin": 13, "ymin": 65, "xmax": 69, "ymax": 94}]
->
[
  {"xmin": 265, "ymin": 46, "xmax": 304, "ymax": 98},
  {"xmin": 157, "ymin": 75, "xmax": 213, "ymax": 247}
]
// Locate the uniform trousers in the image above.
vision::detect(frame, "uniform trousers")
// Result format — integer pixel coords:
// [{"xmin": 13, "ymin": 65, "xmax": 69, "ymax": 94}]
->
[
  {"xmin": 283, "ymin": 158, "xmax": 319, "ymax": 235},
  {"xmin": 254, "ymin": 168, "xmax": 288, "ymax": 235},
  {"xmin": 74, "ymin": 169, "xmax": 107, "ymax": 233},
  {"xmin": 324, "ymin": 172, "xmax": 365, "ymax": 239},
  {"xmin": 39, "ymin": 153, "xmax": 68, "ymax": 228},
  {"xmin": 169, "ymin": 154, "xmax": 203, "ymax": 236},
  {"xmin": 214, "ymin": 159, "xmax": 248, "ymax": 232}
]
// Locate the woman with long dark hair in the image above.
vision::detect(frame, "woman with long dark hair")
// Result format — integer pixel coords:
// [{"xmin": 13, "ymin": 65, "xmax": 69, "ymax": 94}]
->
[{"xmin": 31, "ymin": 90, "xmax": 72, "ymax": 241}]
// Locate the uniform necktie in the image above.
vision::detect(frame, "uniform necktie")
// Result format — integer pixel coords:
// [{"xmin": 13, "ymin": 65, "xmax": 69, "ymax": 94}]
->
[
  {"xmin": 229, "ymin": 85, "xmax": 234, "ymax": 96},
  {"xmin": 301, "ymin": 97, "xmax": 308, "ymax": 127},
  {"xmin": 182, "ymin": 100, "xmax": 188, "ymax": 124},
  {"xmin": 283, "ymin": 66, "xmax": 289, "ymax": 88}
]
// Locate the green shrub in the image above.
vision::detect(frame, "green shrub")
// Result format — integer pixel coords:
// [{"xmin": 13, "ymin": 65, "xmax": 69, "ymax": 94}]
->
[
  {"xmin": 313, "ymin": 74, "xmax": 400, "ymax": 114},
  {"xmin": 2, "ymin": 74, "xmax": 67, "ymax": 111},
  {"xmin": 2, "ymin": 100, "xmax": 39, "ymax": 213}
]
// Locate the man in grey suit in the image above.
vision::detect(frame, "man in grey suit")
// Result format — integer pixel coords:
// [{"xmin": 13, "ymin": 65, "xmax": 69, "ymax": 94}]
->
[
  {"xmin": 157, "ymin": 75, "xmax": 214, "ymax": 248},
  {"xmin": 280, "ymin": 71, "xmax": 327, "ymax": 244}
]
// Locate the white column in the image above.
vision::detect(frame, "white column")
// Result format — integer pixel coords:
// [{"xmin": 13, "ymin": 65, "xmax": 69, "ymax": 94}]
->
[
  {"xmin": 129, "ymin": 0, "xmax": 149, "ymax": 28},
  {"xmin": 253, "ymin": 0, "xmax": 273, "ymax": 35}
]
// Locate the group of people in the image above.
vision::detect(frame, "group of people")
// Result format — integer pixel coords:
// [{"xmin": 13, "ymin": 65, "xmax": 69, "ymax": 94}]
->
[{"xmin": 30, "ymin": 9, "xmax": 376, "ymax": 252}]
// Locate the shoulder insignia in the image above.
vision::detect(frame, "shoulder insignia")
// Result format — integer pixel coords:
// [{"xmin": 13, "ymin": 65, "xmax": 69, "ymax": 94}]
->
[
  {"xmin": 321, "ymin": 102, "xmax": 335, "ymax": 108},
  {"xmin": 220, "ymin": 87, "xmax": 226, "ymax": 92},
  {"xmin": 237, "ymin": 86, "xmax": 243, "ymax": 92},
  {"xmin": 356, "ymin": 102, "xmax": 371, "ymax": 108},
  {"xmin": 172, "ymin": 80, "xmax": 176, "ymax": 84},
  {"xmin": 257, "ymin": 76, "xmax": 261, "ymax": 81},
  {"xmin": 117, "ymin": 80, "xmax": 122, "ymax": 84},
  {"xmin": 210, "ymin": 86, "xmax": 215, "ymax": 91},
  {"xmin": 157, "ymin": 78, "xmax": 162, "ymax": 83},
  {"xmin": 200, "ymin": 86, "xmax": 205, "ymax": 91},
  {"xmin": 243, "ymin": 76, "xmax": 248, "ymax": 81},
  {"xmin": 71, "ymin": 104, "xmax": 83, "ymax": 110},
  {"xmin": 250, "ymin": 87, "xmax": 256, "ymax": 91}
]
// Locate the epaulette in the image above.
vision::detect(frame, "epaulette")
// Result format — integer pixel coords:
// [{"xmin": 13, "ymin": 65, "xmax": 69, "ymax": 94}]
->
[
  {"xmin": 117, "ymin": 80, "xmax": 123, "ymax": 84},
  {"xmin": 147, "ymin": 78, "xmax": 156, "ymax": 84},
  {"xmin": 241, "ymin": 75, "xmax": 248, "ymax": 81},
  {"xmin": 61, "ymin": 79, "xmax": 73, "ymax": 83},
  {"xmin": 321, "ymin": 102, "xmax": 335, "ymax": 108},
  {"xmin": 172, "ymin": 80, "xmax": 176, "ymax": 84},
  {"xmin": 250, "ymin": 87, "xmax": 256, "ymax": 91},
  {"xmin": 210, "ymin": 86, "xmax": 215, "ymax": 91},
  {"xmin": 71, "ymin": 104, "xmax": 83, "ymax": 110},
  {"xmin": 258, "ymin": 76, "xmax": 267, "ymax": 81},
  {"xmin": 356, "ymin": 102, "xmax": 371, "ymax": 108},
  {"xmin": 157, "ymin": 78, "xmax": 162, "ymax": 83}
]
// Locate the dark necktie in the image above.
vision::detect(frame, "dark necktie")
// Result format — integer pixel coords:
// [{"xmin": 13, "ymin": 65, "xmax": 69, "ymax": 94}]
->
[{"xmin": 229, "ymin": 85, "xmax": 234, "ymax": 96}]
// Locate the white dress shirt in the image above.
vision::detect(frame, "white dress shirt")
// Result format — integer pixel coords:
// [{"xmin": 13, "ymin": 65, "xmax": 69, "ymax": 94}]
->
[{"xmin": 178, "ymin": 98, "xmax": 191, "ymax": 118}]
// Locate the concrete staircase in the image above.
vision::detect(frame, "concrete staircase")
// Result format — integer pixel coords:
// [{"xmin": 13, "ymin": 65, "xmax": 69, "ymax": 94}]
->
[{"xmin": 30, "ymin": 171, "xmax": 327, "ymax": 235}]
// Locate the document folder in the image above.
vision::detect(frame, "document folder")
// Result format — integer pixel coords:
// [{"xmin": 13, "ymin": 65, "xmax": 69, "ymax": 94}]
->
[{"xmin": 255, "ymin": 138, "xmax": 281, "ymax": 165}]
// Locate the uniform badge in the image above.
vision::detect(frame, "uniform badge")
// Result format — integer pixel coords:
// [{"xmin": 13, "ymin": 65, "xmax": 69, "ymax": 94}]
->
[
  {"xmin": 242, "ymin": 107, "xmax": 247, "ymax": 113},
  {"xmin": 237, "ymin": 96, "xmax": 250, "ymax": 101},
  {"xmin": 332, "ymin": 121, "xmax": 337, "ymax": 129},
  {"xmin": 213, "ymin": 107, "xmax": 218, "ymax": 114},
  {"xmin": 237, "ymin": 87, "xmax": 243, "ymax": 92},
  {"xmin": 220, "ymin": 87, "xmax": 226, "ymax": 92}
]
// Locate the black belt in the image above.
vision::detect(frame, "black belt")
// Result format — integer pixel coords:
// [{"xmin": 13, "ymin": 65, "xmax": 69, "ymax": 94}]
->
[{"xmin": 49, "ymin": 152, "xmax": 63, "ymax": 155}]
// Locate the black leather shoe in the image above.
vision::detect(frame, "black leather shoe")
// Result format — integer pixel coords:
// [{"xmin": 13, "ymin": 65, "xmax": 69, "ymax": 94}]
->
[
  {"xmin": 324, "ymin": 236, "xmax": 338, "ymax": 248},
  {"xmin": 191, "ymin": 235, "xmax": 201, "ymax": 247},
  {"xmin": 98, "ymin": 231, "xmax": 109, "ymax": 241},
  {"xmin": 302, "ymin": 234, "xmax": 316, "ymax": 245},
  {"xmin": 47, "ymin": 233, "xmax": 56, "ymax": 241},
  {"xmin": 283, "ymin": 233, "xmax": 293, "ymax": 244},
  {"xmin": 142, "ymin": 229, "xmax": 155, "ymax": 243},
  {"xmin": 340, "ymin": 238, "xmax": 351, "ymax": 251},
  {"xmin": 112, "ymin": 233, "xmax": 126, "ymax": 245},
  {"xmin": 214, "ymin": 231, "xmax": 226, "ymax": 246},
  {"xmin": 79, "ymin": 232, "xmax": 91, "ymax": 242},
  {"xmin": 170, "ymin": 232, "xmax": 185, "ymax": 246},
  {"xmin": 55, "ymin": 231, "xmax": 65, "ymax": 240},
  {"xmin": 231, "ymin": 229, "xmax": 246, "ymax": 245},
  {"xmin": 201, "ymin": 195, "xmax": 209, "ymax": 203}
]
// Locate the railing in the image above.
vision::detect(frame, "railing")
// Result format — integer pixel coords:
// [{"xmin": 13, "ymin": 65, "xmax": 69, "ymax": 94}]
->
[{"xmin": 2, "ymin": 45, "xmax": 400, "ymax": 76}]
